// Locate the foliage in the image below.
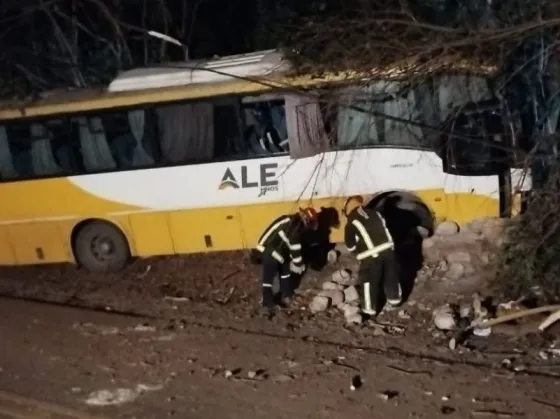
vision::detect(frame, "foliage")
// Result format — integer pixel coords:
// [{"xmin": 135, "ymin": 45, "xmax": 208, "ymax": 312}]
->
[{"xmin": 492, "ymin": 157, "xmax": 560, "ymax": 304}]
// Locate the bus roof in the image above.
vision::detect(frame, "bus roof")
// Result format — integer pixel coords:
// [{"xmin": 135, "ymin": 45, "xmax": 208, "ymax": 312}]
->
[{"xmin": 0, "ymin": 49, "xmax": 496, "ymax": 122}]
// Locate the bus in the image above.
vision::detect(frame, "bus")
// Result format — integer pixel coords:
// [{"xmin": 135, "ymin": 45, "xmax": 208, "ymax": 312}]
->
[{"xmin": 0, "ymin": 49, "xmax": 530, "ymax": 272}]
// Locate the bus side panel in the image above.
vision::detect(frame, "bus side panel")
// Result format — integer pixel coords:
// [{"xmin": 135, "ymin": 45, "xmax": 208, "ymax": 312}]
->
[
  {"xmin": 168, "ymin": 206, "xmax": 244, "ymax": 253},
  {"xmin": 129, "ymin": 212, "xmax": 174, "ymax": 257},
  {"xmin": 6, "ymin": 222, "xmax": 68, "ymax": 264},
  {"xmin": 238, "ymin": 202, "xmax": 296, "ymax": 249},
  {"xmin": 0, "ymin": 226, "xmax": 16, "ymax": 265}
]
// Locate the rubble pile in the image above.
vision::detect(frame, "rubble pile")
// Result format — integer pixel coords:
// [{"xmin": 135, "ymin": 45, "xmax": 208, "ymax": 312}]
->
[
  {"xmin": 420, "ymin": 217, "xmax": 508, "ymax": 283},
  {"xmin": 308, "ymin": 269, "xmax": 363, "ymax": 325}
]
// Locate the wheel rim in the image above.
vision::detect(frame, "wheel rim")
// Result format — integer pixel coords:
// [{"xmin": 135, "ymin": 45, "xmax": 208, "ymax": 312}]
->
[{"xmin": 90, "ymin": 234, "xmax": 116, "ymax": 263}]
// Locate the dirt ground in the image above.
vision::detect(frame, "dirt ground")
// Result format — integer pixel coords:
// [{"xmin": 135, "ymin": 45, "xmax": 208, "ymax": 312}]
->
[{"xmin": 0, "ymin": 251, "xmax": 559, "ymax": 418}]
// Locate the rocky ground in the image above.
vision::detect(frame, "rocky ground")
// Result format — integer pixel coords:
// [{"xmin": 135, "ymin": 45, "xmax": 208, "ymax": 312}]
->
[{"xmin": 0, "ymin": 217, "xmax": 559, "ymax": 418}]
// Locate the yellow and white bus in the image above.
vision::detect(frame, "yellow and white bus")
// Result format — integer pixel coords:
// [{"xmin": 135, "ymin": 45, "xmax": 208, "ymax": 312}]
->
[{"xmin": 0, "ymin": 49, "xmax": 530, "ymax": 272}]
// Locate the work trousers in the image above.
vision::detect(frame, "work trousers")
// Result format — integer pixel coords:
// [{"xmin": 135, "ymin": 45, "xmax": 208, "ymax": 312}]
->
[
  {"xmin": 357, "ymin": 249, "xmax": 402, "ymax": 315},
  {"xmin": 261, "ymin": 253, "xmax": 293, "ymax": 308}
]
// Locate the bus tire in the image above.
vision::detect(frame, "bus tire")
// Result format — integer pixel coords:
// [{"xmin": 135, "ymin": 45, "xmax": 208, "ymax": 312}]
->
[{"xmin": 73, "ymin": 221, "xmax": 130, "ymax": 273}]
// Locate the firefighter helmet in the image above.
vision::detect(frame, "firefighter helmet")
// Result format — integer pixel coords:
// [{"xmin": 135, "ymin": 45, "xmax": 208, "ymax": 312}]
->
[{"xmin": 299, "ymin": 207, "xmax": 319, "ymax": 226}]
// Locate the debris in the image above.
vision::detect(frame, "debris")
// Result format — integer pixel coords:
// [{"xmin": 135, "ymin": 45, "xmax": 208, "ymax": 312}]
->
[
  {"xmin": 532, "ymin": 398, "xmax": 560, "ymax": 411},
  {"xmin": 345, "ymin": 313, "xmax": 363, "ymax": 325},
  {"xmin": 163, "ymin": 296, "xmax": 189, "ymax": 303},
  {"xmin": 441, "ymin": 395, "xmax": 450, "ymax": 401},
  {"xmin": 272, "ymin": 374, "xmax": 294, "ymax": 383},
  {"xmin": 343, "ymin": 286, "xmax": 359, "ymax": 304},
  {"xmin": 446, "ymin": 251, "xmax": 472, "ymax": 264},
  {"xmin": 309, "ymin": 296, "xmax": 331, "ymax": 313},
  {"xmin": 433, "ymin": 304, "xmax": 458, "ymax": 331},
  {"xmin": 398, "ymin": 310, "xmax": 411, "ymax": 320},
  {"xmin": 318, "ymin": 289, "xmax": 344, "ymax": 307},
  {"xmin": 471, "ymin": 409, "xmax": 514, "ymax": 418},
  {"xmin": 459, "ymin": 303, "xmax": 473, "ymax": 319},
  {"xmin": 132, "ymin": 323, "xmax": 156, "ymax": 332},
  {"xmin": 445, "ymin": 263, "xmax": 466, "ymax": 280},
  {"xmin": 224, "ymin": 368, "xmax": 241, "ymax": 379},
  {"xmin": 476, "ymin": 305, "xmax": 560, "ymax": 330},
  {"xmin": 349, "ymin": 375, "xmax": 362, "ymax": 391},
  {"xmin": 327, "ymin": 249, "xmax": 339, "ymax": 264},
  {"xmin": 435, "ymin": 221, "xmax": 460, "ymax": 236},
  {"xmin": 85, "ymin": 388, "xmax": 138, "ymax": 406},
  {"xmin": 538, "ymin": 309, "xmax": 560, "ymax": 332},
  {"xmin": 339, "ymin": 303, "xmax": 360, "ymax": 318},
  {"xmin": 331, "ymin": 269, "xmax": 354, "ymax": 286},
  {"xmin": 85, "ymin": 383, "xmax": 163, "ymax": 406},
  {"xmin": 217, "ymin": 286, "xmax": 236, "ymax": 305},
  {"xmin": 473, "ymin": 327, "xmax": 492, "ymax": 337},
  {"xmin": 377, "ymin": 390, "xmax": 398, "ymax": 401},
  {"xmin": 387, "ymin": 365, "xmax": 432, "ymax": 376},
  {"xmin": 321, "ymin": 281, "xmax": 345, "ymax": 291},
  {"xmin": 247, "ymin": 369, "xmax": 267, "ymax": 379}
]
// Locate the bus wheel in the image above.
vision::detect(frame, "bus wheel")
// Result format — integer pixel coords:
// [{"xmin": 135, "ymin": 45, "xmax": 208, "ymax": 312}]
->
[{"xmin": 73, "ymin": 221, "xmax": 130, "ymax": 273}]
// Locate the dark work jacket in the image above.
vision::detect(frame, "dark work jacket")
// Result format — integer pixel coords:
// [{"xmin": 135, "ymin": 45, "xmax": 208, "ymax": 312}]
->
[{"xmin": 344, "ymin": 206, "xmax": 394, "ymax": 261}]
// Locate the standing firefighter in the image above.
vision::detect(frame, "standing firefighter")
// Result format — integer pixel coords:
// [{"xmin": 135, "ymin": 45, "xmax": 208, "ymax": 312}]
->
[
  {"xmin": 255, "ymin": 207, "xmax": 319, "ymax": 316},
  {"xmin": 343, "ymin": 196, "xmax": 402, "ymax": 316}
]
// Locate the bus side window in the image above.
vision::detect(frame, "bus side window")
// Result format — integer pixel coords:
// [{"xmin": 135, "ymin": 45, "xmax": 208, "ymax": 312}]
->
[
  {"xmin": 0, "ymin": 125, "xmax": 18, "ymax": 180},
  {"xmin": 6, "ymin": 124, "xmax": 33, "ymax": 178},
  {"xmin": 241, "ymin": 95, "xmax": 289, "ymax": 156},
  {"xmin": 101, "ymin": 108, "xmax": 160, "ymax": 170},
  {"xmin": 155, "ymin": 101, "xmax": 214, "ymax": 165},
  {"xmin": 213, "ymin": 100, "xmax": 245, "ymax": 159}
]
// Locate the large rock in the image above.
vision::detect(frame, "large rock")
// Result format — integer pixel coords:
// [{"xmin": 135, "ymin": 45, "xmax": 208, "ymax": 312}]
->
[
  {"xmin": 331, "ymin": 269, "xmax": 354, "ymax": 286},
  {"xmin": 309, "ymin": 296, "xmax": 330, "ymax": 313},
  {"xmin": 434, "ymin": 221, "xmax": 460, "ymax": 236},
  {"xmin": 321, "ymin": 281, "xmax": 345, "ymax": 291},
  {"xmin": 464, "ymin": 217, "xmax": 507, "ymax": 247},
  {"xmin": 445, "ymin": 251, "xmax": 472, "ymax": 264},
  {"xmin": 318, "ymin": 290, "xmax": 344, "ymax": 306},
  {"xmin": 432, "ymin": 304, "xmax": 458, "ymax": 330},
  {"xmin": 339, "ymin": 303, "xmax": 361, "ymax": 318},
  {"xmin": 343, "ymin": 286, "xmax": 360, "ymax": 304},
  {"xmin": 445, "ymin": 262, "xmax": 466, "ymax": 280}
]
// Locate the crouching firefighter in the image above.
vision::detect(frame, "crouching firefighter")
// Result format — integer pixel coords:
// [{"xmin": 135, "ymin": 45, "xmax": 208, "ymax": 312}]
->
[
  {"xmin": 255, "ymin": 207, "xmax": 319, "ymax": 315},
  {"xmin": 343, "ymin": 196, "xmax": 402, "ymax": 316}
]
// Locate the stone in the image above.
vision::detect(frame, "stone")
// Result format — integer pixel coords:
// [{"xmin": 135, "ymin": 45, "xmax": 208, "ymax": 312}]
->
[
  {"xmin": 445, "ymin": 263, "xmax": 466, "ymax": 280},
  {"xmin": 343, "ymin": 286, "xmax": 360, "ymax": 303},
  {"xmin": 309, "ymin": 296, "xmax": 330, "ymax": 313},
  {"xmin": 318, "ymin": 290, "xmax": 344, "ymax": 306},
  {"xmin": 435, "ymin": 221, "xmax": 460, "ymax": 236},
  {"xmin": 340, "ymin": 304, "xmax": 360, "ymax": 318},
  {"xmin": 432, "ymin": 304, "xmax": 458, "ymax": 331},
  {"xmin": 437, "ymin": 260, "xmax": 448, "ymax": 271},
  {"xmin": 459, "ymin": 303, "xmax": 473, "ymax": 319},
  {"xmin": 321, "ymin": 281, "xmax": 345, "ymax": 291},
  {"xmin": 480, "ymin": 252, "xmax": 491, "ymax": 265},
  {"xmin": 331, "ymin": 269, "xmax": 353, "ymax": 286},
  {"xmin": 463, "ymin": 263, "xmax": 475, "ymax": 276},
  {"xmin": 327, "ymin": 249, "xmax": 339, "ymax": 264},
  {"xmin": 445, "ymin": 251, "xmax": 472, "ymax": 264}
]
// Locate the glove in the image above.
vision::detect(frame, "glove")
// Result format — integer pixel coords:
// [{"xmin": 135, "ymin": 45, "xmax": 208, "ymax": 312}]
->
[
  {"xmin": 290, "ymin": 261, "xmax": 305, "ymax": 274},
  {"xmin": 326, "ymin": 249, "xmax": 339, "ymax": 264}
]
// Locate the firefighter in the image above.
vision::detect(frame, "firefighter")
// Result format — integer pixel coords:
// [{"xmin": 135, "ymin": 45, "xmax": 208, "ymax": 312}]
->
[
  {"xmin": 343, "ymin": 195, "xmax": 402, "ymax": 316},
  {"xmin": 255, "ymin": 207, "xmax": 319, "ymax": 316}
]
